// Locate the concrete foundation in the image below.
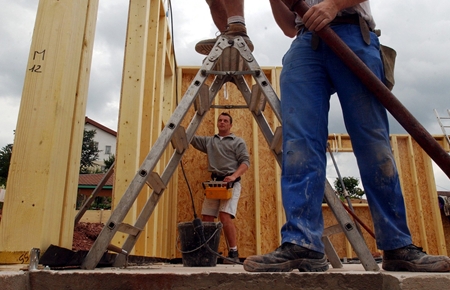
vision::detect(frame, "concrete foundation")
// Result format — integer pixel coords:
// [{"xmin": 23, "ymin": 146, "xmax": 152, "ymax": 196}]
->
[{"xmin": 2, "ymin": 263, "xmax": 450, "ymax": 290}]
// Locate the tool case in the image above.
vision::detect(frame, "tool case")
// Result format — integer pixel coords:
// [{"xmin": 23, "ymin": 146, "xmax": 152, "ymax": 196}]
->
[{"xmin": 202, "ymin": 180, "xmax": 232, "ymax": 200}]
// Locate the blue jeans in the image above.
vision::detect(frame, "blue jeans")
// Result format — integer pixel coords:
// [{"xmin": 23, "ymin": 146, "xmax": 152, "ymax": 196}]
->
[{"xmin": 279, "ymin": 25, "xmax": 412, "ymax": 252}]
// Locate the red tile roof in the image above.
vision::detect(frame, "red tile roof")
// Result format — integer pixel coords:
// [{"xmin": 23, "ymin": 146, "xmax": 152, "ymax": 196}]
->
[{"xmin": 78, "ymin": 173, "xmax": 114, "ymax": 186}]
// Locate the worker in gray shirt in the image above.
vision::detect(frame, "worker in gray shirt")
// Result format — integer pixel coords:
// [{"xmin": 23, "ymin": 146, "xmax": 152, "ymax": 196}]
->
[{"xmin": 191, "ymin": 112, "xmax": 250, "ymax": 263}]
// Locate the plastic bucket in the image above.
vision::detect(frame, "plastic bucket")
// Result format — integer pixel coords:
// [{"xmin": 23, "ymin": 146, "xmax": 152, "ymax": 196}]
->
[{"xmin": 177, "ymin": 221, "xmax": 222, "ymax": 267}]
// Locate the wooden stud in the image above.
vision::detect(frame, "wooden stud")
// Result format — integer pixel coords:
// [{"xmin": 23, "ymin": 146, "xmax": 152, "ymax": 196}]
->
[{"xmin": 0, "ymin": 0, "xmax": 98, "ymax": 257}]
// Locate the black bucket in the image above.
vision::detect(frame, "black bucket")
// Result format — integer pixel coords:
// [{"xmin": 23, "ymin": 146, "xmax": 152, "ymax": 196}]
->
[{"xmin": 177, "ymin": 221, "xmax": 222, "ymax": 267}]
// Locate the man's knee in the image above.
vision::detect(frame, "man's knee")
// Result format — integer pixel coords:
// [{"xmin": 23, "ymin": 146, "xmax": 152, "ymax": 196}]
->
[
  {"xmin": 202, "ymin": 215, "xmax": 215, "ymax": 222},
  {"xmin": 219, "ymin": 212, "xmax": 233, "ymax": 224}
]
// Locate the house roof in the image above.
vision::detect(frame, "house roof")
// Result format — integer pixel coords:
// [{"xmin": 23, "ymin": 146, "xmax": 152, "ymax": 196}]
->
[
  {"xmin": 84, "ymin": 116, "xmax": 117, "ymax": 137},
  {"xmin": 78, "ymin": 173, "xmax": 114, "ymax": 187},
  {"xmin": 438, "ymin": 191, "xmax": 450, "ymax": 197}
]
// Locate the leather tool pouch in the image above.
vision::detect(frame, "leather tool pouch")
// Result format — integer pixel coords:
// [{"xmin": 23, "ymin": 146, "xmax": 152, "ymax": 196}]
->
[
  {"xmin": 379, "ymin": 44, "xmax": 396, "ymax": 91},
  {"xmin": 358, "ymin": 16, "xmax": 397, "ymax": 91}
]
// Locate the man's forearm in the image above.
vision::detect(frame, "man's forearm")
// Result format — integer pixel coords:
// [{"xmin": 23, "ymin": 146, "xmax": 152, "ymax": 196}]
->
[
  {"xmin": 230, "ymin": 163, "xmax": 249, "ymax": 179},
  {"xmin": 287, "ymin": 0, "xmax": 368, "ymax": 31},
  {"xmin": 269, "ymin": 0, "xmax": 297, "ymax": 37}
]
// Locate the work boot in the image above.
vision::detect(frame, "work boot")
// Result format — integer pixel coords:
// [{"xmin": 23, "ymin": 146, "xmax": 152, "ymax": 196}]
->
[
  {"xmin": 195, "ymin": 23, "xmax": 254, "ymax": 55},
  {"xmin": 243, "ymin": 242, "xmax": 329, "ymax": 272},
  {"xmin": 223, "ymin": 249, "xmax": 240, "ymax": 264},
  {"xmin": 382, "ymin": 244, "xmax": 450, "ymax": 272}
]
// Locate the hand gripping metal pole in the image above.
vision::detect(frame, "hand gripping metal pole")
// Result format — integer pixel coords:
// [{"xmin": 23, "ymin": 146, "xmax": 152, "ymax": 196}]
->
[{"xmin": 284, "ymin": 0, "xmax": 450, "ymax": 178}]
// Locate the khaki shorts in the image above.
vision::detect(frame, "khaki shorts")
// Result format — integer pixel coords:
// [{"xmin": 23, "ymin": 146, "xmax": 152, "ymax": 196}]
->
[{"xmin": 201, "ymin": 182, "xmax": 241, "ymax": 219}]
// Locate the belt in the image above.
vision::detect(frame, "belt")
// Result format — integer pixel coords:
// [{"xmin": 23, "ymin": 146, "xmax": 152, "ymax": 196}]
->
[
  {"xmin": 211, "ymin": 173, "xmax": 241, "ymax": 183},
  {"xmin": 297, "ymin": 14, "xmax": 372, "ymax": 49},
  {"xmin": 297, "ymin": 14, "xmax": 362, "ymax": 34}
]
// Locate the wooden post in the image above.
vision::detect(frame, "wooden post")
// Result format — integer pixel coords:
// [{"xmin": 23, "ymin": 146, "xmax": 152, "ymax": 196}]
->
[
  {"xmin": 111, "ymin": 0, "xmax": 152, "ymax": 253},
  {"xmin": 0, "ymin": 0, "xmax": 98, "ymax": 263}
]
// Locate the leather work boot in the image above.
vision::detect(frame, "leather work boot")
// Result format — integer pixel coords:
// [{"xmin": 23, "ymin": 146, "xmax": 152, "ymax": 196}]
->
[
  {"xmin": 195, "ymin": 23, "xmax": 254, "ymax": 55},
  {"xmin": 243, "ymin": 242, "xmax": 329, "ymax": 272},
  {"xmin": 382, "ymin": 244, "xmax": 450, "ymax": 272},
  {"xmin": 223, "ymin": 249, "xmax": 240, "ymax": 264}
]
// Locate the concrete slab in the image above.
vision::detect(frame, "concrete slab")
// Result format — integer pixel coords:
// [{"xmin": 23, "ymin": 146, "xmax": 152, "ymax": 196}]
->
[{"xmin": 1, "ymin": 263, "xmax": 450, "ymax": 290}]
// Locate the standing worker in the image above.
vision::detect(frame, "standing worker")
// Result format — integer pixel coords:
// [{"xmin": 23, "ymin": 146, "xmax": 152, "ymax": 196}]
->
[
  {"xmin": 243, "ymin": 0, "xmax": 450, "ymax": 272},
  {"xmin": 191, "ymin": 112, "xmax": 250, "ymax": 263}
]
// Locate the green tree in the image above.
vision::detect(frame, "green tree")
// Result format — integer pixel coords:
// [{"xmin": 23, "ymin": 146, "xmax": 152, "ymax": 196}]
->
[
  {"xmin": 334, "ymin": 176, "xmax": 365, "ymax": 199},
  {"xmin": 0, "ymin": 144, "xmax": 13, "ymax": 187},
  {"xmin": 103, "ymin": 154, "xmax": 115, "ymax": 171},
  {"xmin": 80, "ymin": 130, "xmax": 100, "ymax": 174}
]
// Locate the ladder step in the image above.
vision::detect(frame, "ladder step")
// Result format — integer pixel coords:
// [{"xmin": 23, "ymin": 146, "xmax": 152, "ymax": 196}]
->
[
  {"xmin": 146, "ymin": 172, "xmax": 166, "ymax": 194},
  {"xmin": 171, "ymin": 126, "xmax": 188, "ymax": 154},
  {"xmin": 117, "ymin": 223, "xmax": 142, "ymax": 237},
  {"xmin": 194, "ymin": 84, "xmax": 210, "ymax": 115},
  {"xmin": 270, "ymin": 126, "xmax": 283, "ymax": 155},
  {"xmin": 323, "ymin": 224, "xmax": 342, "ymax": 237},
  {"xmin": 249, "ymin": 84, "xmax": 266, "ymax": 115}
]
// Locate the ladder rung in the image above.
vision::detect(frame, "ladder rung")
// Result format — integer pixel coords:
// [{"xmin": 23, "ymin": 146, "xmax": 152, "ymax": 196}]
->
[
  {"xmin": 270, "ymin": 126, "xmax": 283, "ymax": 154},
  {"xmin": 117, "ymin": 223, "xmax": 142, "ymax": 237},
  {"xmin": 249, "ymin": 84, "xmax": 266, "ymax": 115},
  {"xmin": 146, "ymin": 172, "xmax": 166, "ymax": 194},
  {"xmin": 194, "ymin": 84, "xmax": 210, "ymax": 116},
  {"xmin": 171, "ymin": 126, "xmax": 188, "ymax": 154},
  {"xmin": 323, "ymin": 224, "xmax": 342, "ymax": 237}
]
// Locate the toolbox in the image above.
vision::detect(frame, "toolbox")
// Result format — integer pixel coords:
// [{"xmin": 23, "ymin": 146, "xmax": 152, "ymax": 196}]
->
[{"xmin": 202, "ymin": 181, "xmax": 232, "ymax": 200}]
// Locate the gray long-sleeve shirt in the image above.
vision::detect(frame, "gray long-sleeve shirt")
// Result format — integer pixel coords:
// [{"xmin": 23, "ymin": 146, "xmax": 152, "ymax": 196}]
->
[{"xmin": 191, "ymin": 133, "xmax": 250, "ymax": 176}]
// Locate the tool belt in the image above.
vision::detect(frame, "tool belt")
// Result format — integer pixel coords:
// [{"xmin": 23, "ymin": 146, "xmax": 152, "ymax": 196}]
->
[{"xmin": 297, "ymin": 14, "xmax": 396, "ymax": 90}]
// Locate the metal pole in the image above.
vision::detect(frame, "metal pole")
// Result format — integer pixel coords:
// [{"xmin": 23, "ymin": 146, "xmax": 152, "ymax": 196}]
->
[
  {"xmin": 284, "ymin": 0, "xmax": 450, "ymax": 178},
  {"xmin": 327, "ymin": 143, "xmax": 363, "ymax": 236}
]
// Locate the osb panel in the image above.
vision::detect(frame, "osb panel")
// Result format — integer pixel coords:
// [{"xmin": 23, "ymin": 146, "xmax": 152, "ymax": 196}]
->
[
  {"xmin": 441, "ymin": 211, "xmax": 450, "ymax": 252},
  {"xmin": 410, "ymin": 140, "xmax": 439, "ymax": 254},
  {"xmin": 394, "ymin": 137, "xmax": 424, "ymax": 246},
  {"xmin": 257, "ymin": 117, "xmax": 280, "ymax": 254}
]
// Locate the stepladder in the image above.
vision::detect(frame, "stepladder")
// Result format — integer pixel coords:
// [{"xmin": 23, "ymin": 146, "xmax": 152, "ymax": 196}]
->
[
  {"xmin": 434, "ymin": 109, "xmax": 450, "ymax": 146},
  {"xmin": 81, "ymin": 34, "xmax": 379, "ymax": 271}
]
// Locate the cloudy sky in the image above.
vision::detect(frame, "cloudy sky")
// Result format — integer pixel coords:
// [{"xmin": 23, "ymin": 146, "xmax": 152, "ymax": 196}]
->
[{"xmin": 1, "ymin": 0, "xmax": 449, "ymax": 190}]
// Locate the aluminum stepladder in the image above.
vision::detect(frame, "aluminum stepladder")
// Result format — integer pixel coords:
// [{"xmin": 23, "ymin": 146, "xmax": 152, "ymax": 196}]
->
[
  {"xmin": 81, "ymin": 35, "xmax": 379, "ymax": 271},
  {"xmin": 434, "ymin": 109, "xmax": 450, "ymax": 147}
]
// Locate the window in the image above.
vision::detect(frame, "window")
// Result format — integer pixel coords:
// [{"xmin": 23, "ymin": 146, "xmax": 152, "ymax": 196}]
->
[{"xmin": 105, "ymin": 145, "xmax": 111, "ymax": 154}]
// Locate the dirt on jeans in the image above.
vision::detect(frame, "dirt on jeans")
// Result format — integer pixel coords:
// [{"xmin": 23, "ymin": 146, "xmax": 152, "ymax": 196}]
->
[{"xmin": 72, "ymin": 222, "xmax": 104, "ymax": 251}]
